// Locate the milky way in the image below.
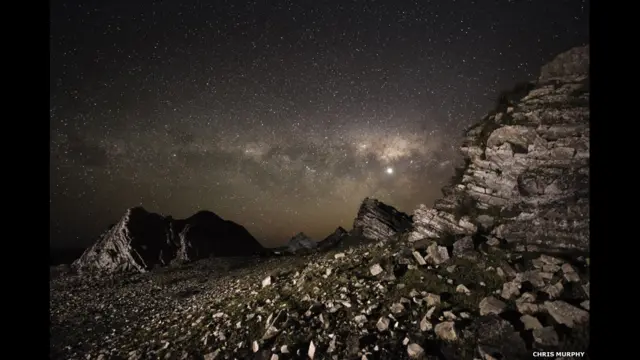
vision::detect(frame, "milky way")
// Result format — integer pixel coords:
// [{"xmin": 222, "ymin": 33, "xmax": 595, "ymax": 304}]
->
[{"xmin": 50, "ymin": 0, "xmax": 589, "ymax": 247}]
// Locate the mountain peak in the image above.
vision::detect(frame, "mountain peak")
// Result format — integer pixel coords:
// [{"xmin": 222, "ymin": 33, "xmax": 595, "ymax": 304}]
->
[{"xmin": 72, "ymin": 208, "xmax": 265, "ymax": 273}]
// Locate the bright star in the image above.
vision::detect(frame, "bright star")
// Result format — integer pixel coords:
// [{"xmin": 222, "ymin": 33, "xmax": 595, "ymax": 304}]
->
[{"xmin": 386, "ymin": 167, "xmax": 394, "ymax": 174}]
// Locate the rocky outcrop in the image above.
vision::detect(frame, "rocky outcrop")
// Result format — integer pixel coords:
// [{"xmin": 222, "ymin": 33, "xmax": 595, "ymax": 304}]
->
[
  {"xmin": 352, "ymin": 197, "xmax": 412, "ymax": 241},
  {"xmin": 317, "ymin": 226, "xmax": 348, "ymax": 251},
  {"xmin": 72, "ymin": 207, "xmax": 264, "ymax": 273},
  {"xmin": 71, "ymin": 207, "xmax": 173, "ymax": 273},
  {"xmin": 409, "ymin": 45, "xmax": 589, "ymax": 254}
]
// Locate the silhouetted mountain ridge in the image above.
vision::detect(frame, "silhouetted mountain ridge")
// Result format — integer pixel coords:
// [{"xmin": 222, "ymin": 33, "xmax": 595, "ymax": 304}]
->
[{"xmin": 72, "ymin": 206, "xmax": 266, "ymax": 273}]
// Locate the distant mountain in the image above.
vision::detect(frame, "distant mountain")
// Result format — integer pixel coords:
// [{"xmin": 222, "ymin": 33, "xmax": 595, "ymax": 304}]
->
[
  {"xmin": 270, "ymin": 232, "xmax": 317, "ymax": 255},
  {"xmin": 286, "ymin": 232, "xmax": 317, "ymax": 252},
  {"xmin": 72, "ymin": 207, "xmax": 265, "ymax": 273},
  {"xmin": 269, "ymin": 198, "xmax": 415, "ymax": 257}
]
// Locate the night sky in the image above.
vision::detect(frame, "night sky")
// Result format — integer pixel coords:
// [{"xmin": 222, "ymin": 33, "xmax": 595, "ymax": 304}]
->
[{"xmin": 50, "ymin": 0, "xmax": 589, "ymax": 248}]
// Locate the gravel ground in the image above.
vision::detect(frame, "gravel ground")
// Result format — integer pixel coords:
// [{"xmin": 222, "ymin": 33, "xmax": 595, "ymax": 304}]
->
[{"xmin": 50, "ymin": 239, "xmax": 589, "ymax": 360}]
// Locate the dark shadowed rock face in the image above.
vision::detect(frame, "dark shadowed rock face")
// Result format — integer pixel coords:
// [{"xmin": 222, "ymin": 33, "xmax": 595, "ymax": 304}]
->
[
  {"xmin": 352, "ymin": 197, "xmax": 412, "ymax": 241},
  {"xmin": 72, "ymin": 207, "xmax": 264, "ymax": 273},
  {"xmin": 408, "ymin": 45, "xmax": 590, "ymax": 254},
  {"xmin": 317, "ymin": 226, "xmax": 348, "ymax": 250},
  {"xmin": 173, "ymin": 210, "xmax": 264, "ymax": 261}
]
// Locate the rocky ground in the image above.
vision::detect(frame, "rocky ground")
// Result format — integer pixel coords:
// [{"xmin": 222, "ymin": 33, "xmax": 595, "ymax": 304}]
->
[{"xmin": 50, "ymin": 234, "xmax": 589, "ymax": 360}]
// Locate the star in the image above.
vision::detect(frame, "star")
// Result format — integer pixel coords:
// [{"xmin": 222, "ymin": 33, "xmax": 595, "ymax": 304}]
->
[{"xmin": 386, "ymin": 167, "xmax": 394, "ymax": 175}]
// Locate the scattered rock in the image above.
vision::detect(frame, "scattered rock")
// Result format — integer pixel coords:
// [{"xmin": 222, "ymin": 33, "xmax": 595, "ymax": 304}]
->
[
  {"xmin": 420, "ymin": 315, "xmax": 433, "ymax": 331},
  {"xmin": 479, "ymin": 296, "xmax": 507, "ymax": 316},
  {"xmin": 376, "ymin": 317, "xmax": 390, "ymax": 332},
  {"xmin": 426, "ymin": 306, "xmax": 436, "ymax": 318},
  {"xmin": 407, "ymin": 343, "xmax": 425, "ymax": 359},
  {"xmin": 434, "ymin": 321, "xmax": 457, "ymax": 341},
  {"xmin": 424, "ymin": 293, "xmax": 441, "ymax": 307},
  {"xmin": 520, "ymin": 314, "xmax": 543, "ymax": 330},
  {"xmin": 544, "ymin": 300, "xmax": 589, "ymax": 328},
  {"xmin": 308, "ymin": 340, "xmax": 316, "ymax": 359},
  {"xmin": 412, "ymin": 251, "xmax": 427, "ymax": 265},
  {"xmin": 472, "ymin": 315, "xmax": 527, "ymax": 358},
  {"xmin": 580, "ymin": 300, "xmax": 589, "ymax": 310},
  {"xmin": 443, "ymin": 311, "xmax": 457, "ymax": 320},
  {"xmin": 425, "ymin": 243, "xmax": 450, "ymax": 265},
  {"xmin": 498, "ymin": 262, "xmax": 517, "ymax": 278},
  {"xmin": 543, "ymin": 282, "xmax": 564, "ymax": 299},
  {"xmin": 501, "ymin": 281, "xmax": 520, "ymax": 300},
  {"xmin": 354, "ymin": 314, "xmax": 367, "ymax": 325},
  {"xmin": 370, "ymin": 264, "xmax": 384, "ymax": 276},
  {"xmin": 582, "ymin": 282, "xmax": 590, "ymax": 298},
  {"xmin": 390, "ymin": 303, "xmax": 405, "ymax": 314},
  {"xmin": 516, "ymin": 293, "xmax": 539, "ymax": 314},
  {"xmin": 533, "ymin": 326, "xmax": 559, "ymax": 347},
  {"xmin": 452, "ymin": 236, "xmax": 474, "ymax": 256},
  {"xmin": 456, "ymin": 284, "xmax": 471, "ymax": 295}
]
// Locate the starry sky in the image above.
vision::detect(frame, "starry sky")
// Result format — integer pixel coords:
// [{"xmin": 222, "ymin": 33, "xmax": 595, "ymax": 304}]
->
[{"xmin": 50, "ymin": 0, "xmax": 589, "ymax": 248}]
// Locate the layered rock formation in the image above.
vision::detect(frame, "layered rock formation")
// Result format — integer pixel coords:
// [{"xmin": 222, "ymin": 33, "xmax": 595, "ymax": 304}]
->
[
  {"xmin": 352, "ymin": 197, "xmax": 413, "ymax": 241},
  {"xmin": 409, "ymin": 45, "xmax": 589, "ymax": 254},
  {"xmin": 72, "ymin": 207, "xmax": 264, "ymax": 273}
]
